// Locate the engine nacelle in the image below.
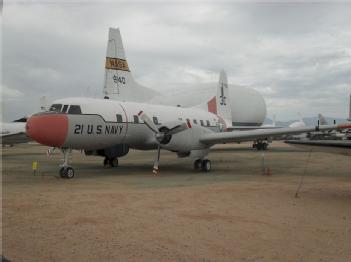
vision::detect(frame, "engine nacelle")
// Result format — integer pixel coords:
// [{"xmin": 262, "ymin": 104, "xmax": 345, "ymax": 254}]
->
[{"xmin": 160, "ymin": 125, "xmax": 213, "ymax": 152}]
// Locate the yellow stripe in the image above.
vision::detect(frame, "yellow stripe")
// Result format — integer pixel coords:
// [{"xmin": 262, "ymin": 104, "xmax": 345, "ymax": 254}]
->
[{"xmin": 105, "ymin": 57, "xmax": 130, "ymax": 71}]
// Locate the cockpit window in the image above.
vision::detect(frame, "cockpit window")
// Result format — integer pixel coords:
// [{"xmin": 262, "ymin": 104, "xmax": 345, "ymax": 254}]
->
[
  {"xmin": 68, "ymin": 105, "xmax": 82, "ymax": 114},
  {"xmin": 49, "ymin": 104, "xmax": 62, "ymax": 112},
  {"xmin": 62, "ymin": 105, "xmax": 69, "ymax": 113}
]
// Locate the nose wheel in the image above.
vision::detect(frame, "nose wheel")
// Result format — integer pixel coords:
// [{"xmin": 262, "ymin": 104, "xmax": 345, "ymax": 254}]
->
[
  {"xmin": 59, "ymin": 166, "xmax": 75, "ymax": 179},
  {"xmin": 58, "ymin": 148, "xmax": 75, "ymax": 179}
]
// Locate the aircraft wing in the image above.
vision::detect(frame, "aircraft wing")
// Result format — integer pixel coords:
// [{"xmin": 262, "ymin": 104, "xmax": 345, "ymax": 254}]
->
[
  {"xmin": 1, "ymin": 122, "xmax": 30, "ymax": 145},
  {"xmin": 227, "ymin": 126, "xmax": 282, "ymax": 131},
  {"xmin": 284, "ymin": 140, "xmax": 351, "ymax": 156},
  {"xmin": 200, "ymin": 123, "xmax": 351, "ymax": 145}
]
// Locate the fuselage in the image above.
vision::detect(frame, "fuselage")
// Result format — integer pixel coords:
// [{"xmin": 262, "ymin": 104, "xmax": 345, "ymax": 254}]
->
[{"xmin": 26, "ymin": 97, "xmax": 224, "ymax": 151}]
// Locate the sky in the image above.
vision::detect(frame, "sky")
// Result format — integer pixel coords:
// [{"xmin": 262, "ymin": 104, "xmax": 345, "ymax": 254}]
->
[{"xmin": 1, "ymin": 0, "xmax": 351, "ymax": 122}]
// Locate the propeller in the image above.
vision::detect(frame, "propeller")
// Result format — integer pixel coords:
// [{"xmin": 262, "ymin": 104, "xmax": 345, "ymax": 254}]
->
[{"xmin": 138, "ymin": 111, "xmax": 191, "ymax": 174}]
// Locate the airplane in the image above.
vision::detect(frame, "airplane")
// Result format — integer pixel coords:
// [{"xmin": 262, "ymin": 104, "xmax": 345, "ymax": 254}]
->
[
  {"xmin": 1, "ymin": 96, "xmax": 48, "ymax": 146},
  {"xmin": 26, "ymin": 68, "xmax": 351, "ymax": 178},
  {"xmin": 285, "ymin": 140, "xmax": 351, "ymax": 156}
]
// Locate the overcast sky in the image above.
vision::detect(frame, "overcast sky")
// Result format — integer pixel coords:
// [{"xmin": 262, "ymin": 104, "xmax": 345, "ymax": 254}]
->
[{"xmin": 2, "ymin": 1, "xmax": 351, "ymax": 121}]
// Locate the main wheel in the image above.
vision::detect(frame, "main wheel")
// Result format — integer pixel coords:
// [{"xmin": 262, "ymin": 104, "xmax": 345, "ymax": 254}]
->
[
  {"xmin": 194, "ymin": 159, "xmax": 202, "ymax": 170},
  {"xmin": 109, "ymin": 158, "xmax": 119, "ymax": 167},
  {"xmin": 64, "ymin": 166, "xmax": 75, "ymax": 179},
  {"xmin": 103, "ymin": 157, "xmax": 109, "ymax": 167},
  {"xmin": 201, "ymin": 160, "xmax": 211, "ymax": 172}
]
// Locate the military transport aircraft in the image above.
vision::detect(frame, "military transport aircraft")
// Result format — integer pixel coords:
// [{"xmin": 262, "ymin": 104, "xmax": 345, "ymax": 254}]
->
[{"xmin": 26, "ymin": 68, "xmax": 351, "ymax": 178}]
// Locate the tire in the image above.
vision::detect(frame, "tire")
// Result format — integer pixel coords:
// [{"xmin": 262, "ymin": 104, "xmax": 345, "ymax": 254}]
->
[
  {"xmin": 256, "ymin": 143, "xmax": 262, "ymax": 151},
  {"xmin": 103, "ymin": 157, "xmax": 109, "ymax": 167},
  {"xmin": 64, "ymin": 166, "xmax": 75, "ymax": 179},
  {"xmin": 109, "ymin": 158, "xmax": 119, "ymax": 167},
  {"xmin": 59, "ymin": 167, "xmax": 66, "ymax": 178},
  {"xmin": 201, "ymin": 160, "xmax": 211, "ymax": 172},
  {"xmin": 194, "ymin": 159, "xmax": 202, "ymax": 170}
]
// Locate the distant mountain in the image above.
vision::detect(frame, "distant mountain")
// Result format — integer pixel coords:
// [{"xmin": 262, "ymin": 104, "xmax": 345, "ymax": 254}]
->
[{"xmin": 263, "ymin": 116, "xmax": 348, "ymax": 127}]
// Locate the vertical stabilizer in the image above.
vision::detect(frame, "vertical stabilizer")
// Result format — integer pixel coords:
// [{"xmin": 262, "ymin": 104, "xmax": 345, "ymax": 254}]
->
[
  {"xmin": 104, "ymin": 28, "xmax": 133, "ymax": 97},
  {"xmin": 196, "ymin": 70, "xmax": 232, "ymax": 126},
  {"xmin": 103, "ymin": 28, "xmax": 158, "ymax": 101},
  {"xmin": 318, "ymin": 113, "xmax": 328, "ymax": 125}
]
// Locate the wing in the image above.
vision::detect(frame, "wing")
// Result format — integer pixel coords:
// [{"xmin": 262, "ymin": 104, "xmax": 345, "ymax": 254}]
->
[{"xmin": 200, "ymin": 123, "xmax": 351, "ymax": 145}]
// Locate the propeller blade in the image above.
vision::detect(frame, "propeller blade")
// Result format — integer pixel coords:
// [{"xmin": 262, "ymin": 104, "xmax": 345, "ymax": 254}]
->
[
  {"xmin": 138, "ymin": 111, "xmax": 159, "ymax": 133},
  {"xmin": 153, "ymin": 145, "xmax": 161, "ymax": 175},
  {"xmin": 167, "ymin": 119, "xmax": 192, "ymax": 136}
]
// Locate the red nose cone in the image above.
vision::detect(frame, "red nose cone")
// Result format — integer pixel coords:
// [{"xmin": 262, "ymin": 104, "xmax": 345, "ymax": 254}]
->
[{"xmin": 26, "ymin": 114, "xmax": 68, "ymax": 147}]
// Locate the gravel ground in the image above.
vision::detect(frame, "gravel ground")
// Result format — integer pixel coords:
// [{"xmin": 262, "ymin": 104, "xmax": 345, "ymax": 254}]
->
[{"xmin": 2, "ymin": 142, "xmax": 351, "ymax": 262}]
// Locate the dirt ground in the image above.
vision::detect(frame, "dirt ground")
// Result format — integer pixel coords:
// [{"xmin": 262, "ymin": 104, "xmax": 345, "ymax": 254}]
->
[{"xmin": 2, "ymin": 142, "xmax": 351, "ymax": 262}]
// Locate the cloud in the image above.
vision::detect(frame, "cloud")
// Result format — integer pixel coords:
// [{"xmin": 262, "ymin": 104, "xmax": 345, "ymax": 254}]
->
[
  {"xmin": 1, "ymin": 85, "xmax": 24, "ymax": 99},
  {"xmin": 2, "ymin": 1, "xmax": 351, "ymax": 121}
]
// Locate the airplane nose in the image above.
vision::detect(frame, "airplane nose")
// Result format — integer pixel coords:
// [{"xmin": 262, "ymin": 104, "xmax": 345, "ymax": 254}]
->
[{"xmin": 26, "ymin": 114, "xmax": 68, "ymax": 147}]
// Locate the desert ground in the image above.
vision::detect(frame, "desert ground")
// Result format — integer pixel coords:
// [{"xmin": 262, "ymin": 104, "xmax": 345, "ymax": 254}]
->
[{"xmin": 2, "ymin": 141, "xmax": 351, "ymax": 262}]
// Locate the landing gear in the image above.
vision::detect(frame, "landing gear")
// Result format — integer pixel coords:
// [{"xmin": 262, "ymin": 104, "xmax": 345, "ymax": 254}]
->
[
  {"xmin": 253, "ymin": 140, "xmax": 268, "ymax": 151},
  {"xmin": 59, "ymin": 148, "xmax": 75, "ymax": 179},
  {"xmin": 103, "ymin": 157, "xmax": 119, "ymax": 167},
  {"xmin": 194, "ymin": 159, "xmax": 211, "ymax": 172},
  {"xmin": 194, "ymin": 159, "xmax": 202, "ymax": 170},
  {"xmin": 201, "ymin": 159, "xmax": 211, "ymax": 172},
  {"xmin": 59, "ymin": 166, "xmax": 75, "ymax": 179}
]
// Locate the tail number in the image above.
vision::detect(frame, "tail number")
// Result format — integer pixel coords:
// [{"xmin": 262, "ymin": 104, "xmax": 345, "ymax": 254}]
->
[{"xmin": 113, "ymin": 75, "xmax": 126, "ymax": 85}]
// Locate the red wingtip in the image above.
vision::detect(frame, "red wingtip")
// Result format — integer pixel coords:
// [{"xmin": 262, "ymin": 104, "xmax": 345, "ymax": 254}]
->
[
  {"xmin": 187, "ymin": 119, "xmax": 192, "ymax": 128},
  {"xmin": 138, "ymin": 111, "xmax": 143, "ymax": 116}
]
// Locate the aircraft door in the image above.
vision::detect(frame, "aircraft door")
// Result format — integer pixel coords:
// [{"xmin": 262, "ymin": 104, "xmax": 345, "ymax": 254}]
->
[{"xmin": 117, "ymin": 103, "xmax": 128, "ymax": 143}]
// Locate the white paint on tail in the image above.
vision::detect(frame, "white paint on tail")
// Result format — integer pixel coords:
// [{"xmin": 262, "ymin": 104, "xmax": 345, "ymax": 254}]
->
[{"xmin": 103, "ymin": 28, "xmax": 158, "ymax": 102}]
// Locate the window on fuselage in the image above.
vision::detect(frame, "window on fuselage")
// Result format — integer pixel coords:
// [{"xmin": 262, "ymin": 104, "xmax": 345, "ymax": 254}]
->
[
  {"xmin": 62, "ymin": 105, "xmax": 69, "ymax": 113},
  {"xmin": 133, "ymin": 115, "xmax": 139, "ymax": 124},
  {"xmin": 193, "ymin": 119, "xmax": 197, "ymax": 125},
  {"xmin": 68, "ymin": 105, "xmax": 82, "ymax": 114},
  {"xmin": 153, "ymin": 116, "xmax": 159, "ymax": 125},
  {"xmin": 49, "ymin": 104, "xmax": 62, "ymax": 112},
  {"xmin": 200, "ymin": 120, "xmax": 204, "ymax": 126},
  {"xmin": 206, "ymin": 120, "xmax": 210, "ymax": 127},
  {"xmin": 116, "ymin": 114, "xmax": 123, "ymax": 123}
]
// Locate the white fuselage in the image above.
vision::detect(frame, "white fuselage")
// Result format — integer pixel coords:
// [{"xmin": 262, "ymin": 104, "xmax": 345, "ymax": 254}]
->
[{"xmin": 28, "ymin": 97, "xmax": 224, "ymax": 152}]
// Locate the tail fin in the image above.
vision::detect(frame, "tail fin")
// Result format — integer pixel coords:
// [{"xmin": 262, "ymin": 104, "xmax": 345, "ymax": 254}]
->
[
  {"xmin": 103, "ymin": 28, "xmax": 157, "ymax": 101},
  {"xmin": 318, "ymin": 113, "xmax": 328, "ymax": 125},
  {"xmin": 196, "ymin": 70, "xmax": 232, "ymax": 126}
]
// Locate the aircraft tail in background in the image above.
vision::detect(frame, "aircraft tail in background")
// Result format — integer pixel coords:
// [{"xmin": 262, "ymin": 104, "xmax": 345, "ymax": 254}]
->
[
  {"xmin": 103, "ymin": 28, "xmax": 158, "ymax": 102},
  {"xmin": 195, "ymin": 70, "xmax": 232, "ymax": 128},
  {"xmin": 318, "ymin": 113, "xmax": 328, "ymax": 125}
]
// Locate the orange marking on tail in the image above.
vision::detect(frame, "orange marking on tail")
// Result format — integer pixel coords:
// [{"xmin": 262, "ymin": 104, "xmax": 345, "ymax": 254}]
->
[{"xmin": 207, "ymin": 96, "xmax": 217, "ymax": 115}]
